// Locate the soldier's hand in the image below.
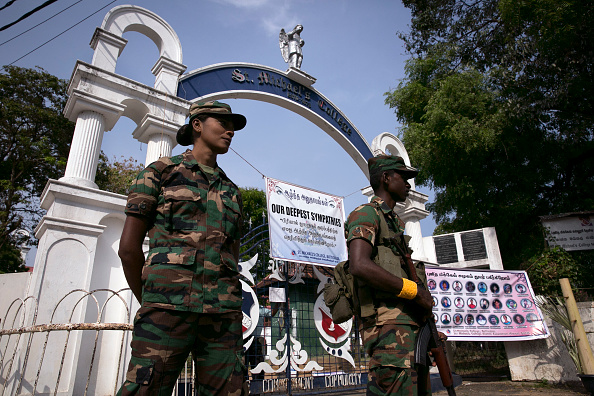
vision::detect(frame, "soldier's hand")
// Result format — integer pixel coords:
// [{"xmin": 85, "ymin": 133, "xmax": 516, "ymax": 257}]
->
[
  {"xmin": 437, "ymin": 331, "xmax": 448, "ymax": 342},
  {"xmin": 414, "ymin": 288, "xmax": 434, "ymax": 319}
]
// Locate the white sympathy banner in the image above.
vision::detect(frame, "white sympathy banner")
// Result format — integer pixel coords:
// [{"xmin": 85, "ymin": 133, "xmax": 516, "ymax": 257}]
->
[
  {"xmin": 542, "ymin": 214, "xmax": 594, "ymax": 251},
  {"xmin": 426, "ymin": 266, "xmax": 550, "ymax": 341},
  {"xmin": 265, "ymin": 177, "xmax": 347, "ymax": 267}
]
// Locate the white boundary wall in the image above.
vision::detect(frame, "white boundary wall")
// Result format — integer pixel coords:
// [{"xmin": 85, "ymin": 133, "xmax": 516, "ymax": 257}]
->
[{"xmin": 505, "ymin": 301, "xmax": 594, "ymax": 383}]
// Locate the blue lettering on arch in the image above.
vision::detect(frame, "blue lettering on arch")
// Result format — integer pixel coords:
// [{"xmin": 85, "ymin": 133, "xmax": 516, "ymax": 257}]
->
[{"xmin": 177, "ymin": 64, "xmax": 373, "ymax": 160}]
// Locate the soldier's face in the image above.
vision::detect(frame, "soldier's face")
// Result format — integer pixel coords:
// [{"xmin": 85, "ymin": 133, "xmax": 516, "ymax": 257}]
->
[
  {"xmin": 195, "ymin": 116, "xmax": 235, "ymax": 154},
  {"xmin": 385, "ymin": 171, "xmax": 410, "ymax": 202}
]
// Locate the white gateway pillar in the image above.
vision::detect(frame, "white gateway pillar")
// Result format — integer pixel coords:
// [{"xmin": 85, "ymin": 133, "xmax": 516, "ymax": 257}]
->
[
  {"xmin": 396, "ymin": 190, "xmax": 430, "ymax": 261},
  {"xmin": 133, "ymin": 113, "xmax": 179, "ymax": 165},
  {"xmin": 62, "ymin": 111, "xmax": 105, "ymax": 188},
  {"xmin": 61, "ymin": 91, "xmax": 125, "ymax": 188}
]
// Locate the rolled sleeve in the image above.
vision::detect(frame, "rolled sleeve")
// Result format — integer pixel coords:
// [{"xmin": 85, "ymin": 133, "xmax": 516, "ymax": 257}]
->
[
  {"xmin": 125, "ymin": 165, "xmax": 161, "ymax": 218},
  {"xmin": 345, "ymin": 204, "xmax": 380, "ymax": 246}
]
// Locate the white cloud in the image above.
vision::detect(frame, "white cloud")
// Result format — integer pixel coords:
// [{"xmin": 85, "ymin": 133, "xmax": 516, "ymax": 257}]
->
[
  {"xmin": 259, "ymin": 2, "xmax": 298, "ymax": 36},
  {"xmin": 211, "ymin": 0, "xmax": 271, "ymax": 8},
  {"xmin": 208, "ymin": 0, "xmax": 302, "ymax": 38}
]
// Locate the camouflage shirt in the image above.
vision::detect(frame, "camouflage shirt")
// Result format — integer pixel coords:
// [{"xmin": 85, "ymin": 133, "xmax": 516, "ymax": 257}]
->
[
  {"xmin": 125, "ymin": 150, "xmax": 243, "ymax": 313},
  {"xmin": 345, "ymin": 195, "xmax": 425, "ymax": 325}
]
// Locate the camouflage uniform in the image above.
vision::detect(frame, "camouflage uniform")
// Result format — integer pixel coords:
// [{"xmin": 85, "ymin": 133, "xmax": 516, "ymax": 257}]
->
[
  {"xmin": 345, "ymin": 196, "xmax": 430, "ymax": 396},
  {"xmin": 117, "ymin": 149, "xmax": 247, "ymax": 396}
]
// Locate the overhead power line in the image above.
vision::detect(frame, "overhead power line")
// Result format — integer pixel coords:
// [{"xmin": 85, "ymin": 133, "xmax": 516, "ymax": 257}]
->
[
  {"xmin": 0, "ymin": 0, "xmax": 84, "ymax": 47},
  {"xmin": 4, "ymin": 0, "xmax": 119, "ymax": 68},
  {"xmin": 0, "ymin": 0, "xmax": 21, "ymax": 12},
  {"xmin": 0, "ymin": 0, "xmax": 59, "ymax": 32}
]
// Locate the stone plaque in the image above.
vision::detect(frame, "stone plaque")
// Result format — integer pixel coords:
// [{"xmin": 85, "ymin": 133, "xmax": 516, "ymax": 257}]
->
[
  {"xmin": 461, "ymin": 230, "xmax": 488, "ymax": 261},
  {"xmin": 434, "ymin": 234, "xmax": 458, "ymax": 264}
]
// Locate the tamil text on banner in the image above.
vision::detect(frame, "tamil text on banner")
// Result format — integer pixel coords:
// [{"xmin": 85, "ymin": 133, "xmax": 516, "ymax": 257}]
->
[
  {"xmin": 265, "ymin": 177, "xmax": 347, "ymax": 267},
  {"xmin": 425, "ymin": 266, "xmax": 550, "ymax": 341}
]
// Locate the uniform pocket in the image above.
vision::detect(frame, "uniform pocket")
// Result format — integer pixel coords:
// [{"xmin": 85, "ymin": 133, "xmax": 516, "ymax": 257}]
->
[
  {"xmin": 163, "ymin": 187, "xmax": 203, "ymax": 230},
  {"xmin": 369, "ymin": 347, "xmax": 414, "ymax": 370},
  {"xmin": 233, "ymin": 350, "xmax": 249, "ymax": 395},
  {"xmin": 222, "ymin": 196, "xmax": 241, "ymax": 238},
  {"xmin": 376, "ymin": 246, "xmax": 403, "ymax": 278},
  {"xmin": 142, "ymin": 249, "xmax": 196, "ymax": 306},
  {"xmin": 364, "ymin": 323, "xmax": 417, "ymax": 370},
  {"xmin": 125, "ymin": 356, "xmax": 154, "ymax": 385}
]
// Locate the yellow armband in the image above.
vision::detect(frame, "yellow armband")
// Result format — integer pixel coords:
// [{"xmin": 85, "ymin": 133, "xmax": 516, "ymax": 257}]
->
[{"xmin": 397, "ymin": 278, "xmax": 418, "ymax": 300}]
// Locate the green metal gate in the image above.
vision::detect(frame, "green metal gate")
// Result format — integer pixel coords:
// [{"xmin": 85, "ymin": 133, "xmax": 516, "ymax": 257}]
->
[{"xmin": 240, "ymin": 221, "xmax": 368, "ymax": 395}]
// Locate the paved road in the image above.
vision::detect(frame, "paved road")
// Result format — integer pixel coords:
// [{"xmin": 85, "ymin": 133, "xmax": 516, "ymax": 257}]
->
[
  {"xmin": 329, "ymin": 380, "xmax": 590, "ymax": 396},
  {"xmin": 433, "ymin": 380, "xmax": 590, "ymax": 396}
]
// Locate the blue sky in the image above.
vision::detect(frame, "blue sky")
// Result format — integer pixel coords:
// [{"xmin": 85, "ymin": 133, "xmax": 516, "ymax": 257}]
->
[{"xmin": 1, "ymin": 0, "xmax": 437, "ymax": 249}]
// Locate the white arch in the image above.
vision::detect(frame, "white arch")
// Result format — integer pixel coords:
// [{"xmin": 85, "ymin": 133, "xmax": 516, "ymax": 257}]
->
[
  {"xmin": 90, "ymin": 5, "xmax": 186, "ymax": 95},
  {"xmin": 100, "ymin": 5, "xmax": 182, "ymax": 63},
  {"xmin": 371, "ymin": 132, "xmax": 415, "ymax": 189},
  {"xmin": 179, "ymin": 63, "xmax": 373, "ymax": 178},
  {"xmin": 194, "ymin": 90, "xmax": 371, "ymax": 178},
  {"xmin": 120, "ymin": 98, "xmax": 151, "ymax": 126}
]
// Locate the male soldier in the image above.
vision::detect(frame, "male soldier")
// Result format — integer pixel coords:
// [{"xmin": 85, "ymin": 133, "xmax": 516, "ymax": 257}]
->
[
  {"xmin": 346, "ymin": 155, "xmax": 434, "ymax": 396},
  {"xmin": 117, "ymin": 101, "xmax": 248, "ymax": 395}
]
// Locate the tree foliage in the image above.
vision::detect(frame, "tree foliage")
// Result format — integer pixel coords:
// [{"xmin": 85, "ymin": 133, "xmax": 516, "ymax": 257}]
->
[
  {"xmin": 95, "ymin": 152, "xmax": 144, "ymax": 195},
  {"xmin": 0, "ymin": 65, "xmax": 75, "ymax": 272},
  {"xmin": 240, "ymin": 187, "xmax": 268, "ymax": 232},
  {"xmin": 525, "ymin": 247, "xmax": 581, "ymax": 298},
  {"xmin": 0, "ymin": 242, "xmax": 28, "ymax": 274},
  {"xmin": 238, "ymin": 187, "xmax": 269, "ymax": 274},
  {"xmin": 387, "ymin": 0, "xmax": 594, "ymax": 269}
]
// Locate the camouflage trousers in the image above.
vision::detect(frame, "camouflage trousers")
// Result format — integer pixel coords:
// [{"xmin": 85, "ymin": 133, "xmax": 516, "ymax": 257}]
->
[
  {"xmin": 117, "ymin": 306, "xmax": 248, "ymax": 396},
  {"xmin": 360, "ymin": 322, "xmax": 431, "ymax": 396}
]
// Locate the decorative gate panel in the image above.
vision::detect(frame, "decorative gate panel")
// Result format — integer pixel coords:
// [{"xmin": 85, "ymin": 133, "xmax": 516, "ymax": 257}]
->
[{"xmin": 240, "ymin": 222, "xmax": 368, "ymax": 395}]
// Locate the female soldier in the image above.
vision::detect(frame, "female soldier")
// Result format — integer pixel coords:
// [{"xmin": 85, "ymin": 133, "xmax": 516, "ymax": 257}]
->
[{"xmin": 117, "ymin": 101, "xmax": 248, "ymax": 395}]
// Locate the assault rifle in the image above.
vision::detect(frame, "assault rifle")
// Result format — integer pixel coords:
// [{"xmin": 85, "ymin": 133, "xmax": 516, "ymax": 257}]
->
[{"xmin": 392, "ymin": 236, "xmax": 457, "ymax": 396}]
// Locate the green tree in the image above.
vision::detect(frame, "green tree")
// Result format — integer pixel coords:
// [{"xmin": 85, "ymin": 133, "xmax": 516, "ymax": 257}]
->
[
  {"xmin": 238, "ymin": 187, "xmax": 269, "ymax": 281},
  {"xmin": 387, "ymin": 0, "xmax": 594, "ymax": 269},
  {"xmin": 525, "ymin": 247, "xmax": 581, "ymax": 297},
  {"xmin": 0, "ymin": 65, "xmax": 75, "ymax": 273},
  {"xmin": 0, "ymin": 241, "xmax": 28, "ymax": 274},
  {"xmin": 95, "ymin": 152, "xmax": 144, "ymax": 195},
  {"xmin": 240, "ymin": 187, "xmax": 267, "ymax": 232}
]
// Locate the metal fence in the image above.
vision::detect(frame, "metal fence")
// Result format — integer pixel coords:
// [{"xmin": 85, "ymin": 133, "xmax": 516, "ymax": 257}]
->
[
  {"xmin": 451, "ymin": 341, "xmax": 510, "ymax": 379},
  {"xmin": 0, "ymin": 289, "xmax": 133, "ymax": 396},
  {"xmin": 0, "ymin": 220, "xmax": 510, "ymax": 395}
]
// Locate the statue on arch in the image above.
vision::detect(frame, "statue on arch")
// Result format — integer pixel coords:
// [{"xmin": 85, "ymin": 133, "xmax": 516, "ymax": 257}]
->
[{"xmin": 279, "ymin": 24, "xmax": 304, "ymax": 69}]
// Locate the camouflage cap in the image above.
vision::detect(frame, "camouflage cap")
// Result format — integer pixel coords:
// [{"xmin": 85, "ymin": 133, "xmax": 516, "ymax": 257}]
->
[
  {"xmin": 176, "ymin": 100, "xmax": 247, "ymax": 146},
  {"xmin": 368, "ymin": 155, "xmax": 418, "ymax": 179}
]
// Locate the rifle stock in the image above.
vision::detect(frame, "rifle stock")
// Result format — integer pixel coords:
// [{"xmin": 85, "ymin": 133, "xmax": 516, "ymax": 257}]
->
[{"xmin": 403, "ymin": 251, "xmax": 457, "ymax": 396}]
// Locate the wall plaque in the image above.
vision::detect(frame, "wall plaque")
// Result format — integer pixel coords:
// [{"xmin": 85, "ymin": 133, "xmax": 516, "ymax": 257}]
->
[
  {"xmin": 461, "ymin": 230, "xmax": 488, "ymax": 261},
  {"xmin": 434, "ymin": 234, "xmax": 458, "ymax": 264}
]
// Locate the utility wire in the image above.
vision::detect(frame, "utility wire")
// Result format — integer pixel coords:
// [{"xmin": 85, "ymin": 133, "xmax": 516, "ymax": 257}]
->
[
  {"xmin": 0, "ymin": 0, "xmax": 59, "ymax": 32},
  {"xmin": 4, "ymin": 0, "xmax": 119, "ymax": 68},
  {"xmin": 230, "ymin": 147, "xmax": 266, "ymax": 178},
  {"xmin": 344, "ymin": 189, "xmax": 362, "ymax": 198},
  {"xmin": 230, "ymin": 147, "xmax": 363, "ymax": 199},
  {"xmin": 1, "ymin": 0, "xmax": 84, "ymax": 47},
  {"xmin": 0, "ymin": 0, "xmax": 21, "ymax": 12}
]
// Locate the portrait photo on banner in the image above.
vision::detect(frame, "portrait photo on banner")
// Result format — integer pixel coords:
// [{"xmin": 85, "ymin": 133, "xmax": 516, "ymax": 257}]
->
[{"xmin": 425, "ymin": 266, "xmax": 550, "ymax": 341}]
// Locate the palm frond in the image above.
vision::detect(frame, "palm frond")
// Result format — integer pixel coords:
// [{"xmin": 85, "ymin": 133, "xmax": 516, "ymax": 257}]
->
[{"xmin": 535, "ymin": 295, "xmax": 581, "ymax": 373}]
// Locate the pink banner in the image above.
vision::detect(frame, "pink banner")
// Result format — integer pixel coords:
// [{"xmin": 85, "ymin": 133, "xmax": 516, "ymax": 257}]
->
[{"xmin": 425, "ymin": 266, "xmax": 550, "ymax": 341}]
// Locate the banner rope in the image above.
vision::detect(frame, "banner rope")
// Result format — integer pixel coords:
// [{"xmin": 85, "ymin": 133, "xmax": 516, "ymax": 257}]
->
[
  {"xmin": 229, "ymin": 147, "xmax": 265, "ymax": 178},
  {"xmin": 230, "ymin": 147, "xmax": 364, "ymax": 199}
]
